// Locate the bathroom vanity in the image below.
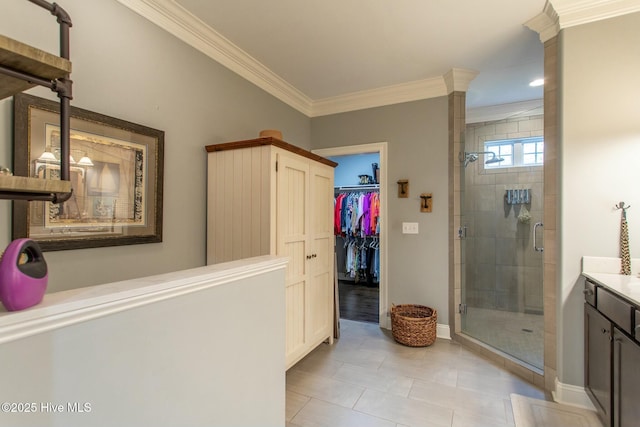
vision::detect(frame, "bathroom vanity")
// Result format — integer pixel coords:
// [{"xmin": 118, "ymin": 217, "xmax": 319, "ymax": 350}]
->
[{"xmin": 582, "ymin": 257, "xmax": 640, "ymax": 427}]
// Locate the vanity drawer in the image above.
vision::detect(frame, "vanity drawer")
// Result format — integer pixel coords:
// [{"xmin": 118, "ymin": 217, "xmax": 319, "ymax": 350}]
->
[
  {"xmin": 635, "ymin": 310, "xmax": 640, "ymax": 339},
  {"xmin": 584, "ymin": 280, "xmax": 596, "ymax": 306},
  {"xmin": 597, "ymin": 287, "xmax": 633, "ymax": 334}
]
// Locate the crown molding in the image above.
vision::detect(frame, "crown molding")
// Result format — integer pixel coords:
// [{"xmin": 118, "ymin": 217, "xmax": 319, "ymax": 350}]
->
[
  {"xmin": 310, "ymin": 77, "xmax": 447, "ymax": 117},
  {"xmin": 525, "ymin": 2, "xmax": 561, "ymax": 42},
  {"xmin": 550, "ymin": 0, "xmax": 640, "ymax": 28},
  {"xmin": 444, "ymin": 68, "xmax": 479, "ymax": 94},
  {"xmin": 116, "ymin": 0, "xmax": 461, "ymax": 117},
  {"xmin": 528, "ymin": 0, "xmax": 640, "ymax": 42},
  {"xmin": 117, "ymin": 0, "xmax": 639, "ymax": 118},
  {"xmin": 115, "ymin": 0, "xmax": 314, "ymax": 116},
  {"xmin": 466, "ymin": 99, "xmax": 543, "ymax": 124}
]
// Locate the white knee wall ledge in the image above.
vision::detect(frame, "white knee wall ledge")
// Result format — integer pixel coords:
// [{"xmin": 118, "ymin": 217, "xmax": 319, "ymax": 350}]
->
[
  {"xmin": 0, "ymin": 255, "xmax": 288, "ymax": 344},
  {"xmin": 0, "ymin": 255, "xmax": 288, "ymax": 427}
]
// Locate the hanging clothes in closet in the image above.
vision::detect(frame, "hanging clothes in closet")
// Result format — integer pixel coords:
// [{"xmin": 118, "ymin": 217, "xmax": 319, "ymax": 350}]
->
[{"xmin": 334, "ymin": 189, "xmax": 380, "ymax": 284}]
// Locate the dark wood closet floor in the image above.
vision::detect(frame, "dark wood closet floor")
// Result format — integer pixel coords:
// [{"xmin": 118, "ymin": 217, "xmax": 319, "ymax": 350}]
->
[{"xmin": 338, "ymin": 280, "xmax": 379, "ymax": 324}]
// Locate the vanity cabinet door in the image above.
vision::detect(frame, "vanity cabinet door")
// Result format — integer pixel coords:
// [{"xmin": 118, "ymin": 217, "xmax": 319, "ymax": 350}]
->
[
  {"xmin": 612, "ymin": 327, "xmax": 640, "ymax": 427},
  {"xmin": 585, "ymin": 303, "xmax": 612, "ymax": 427}
]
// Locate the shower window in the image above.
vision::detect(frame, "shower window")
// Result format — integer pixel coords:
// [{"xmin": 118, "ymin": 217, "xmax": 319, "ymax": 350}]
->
[
  {"xmin": 484, "ymin": 136, "xmax": 543, "ymax": 169},
  {"xmin": 523, "ymin": 139, "xmax": 544, "ymax": 165}
]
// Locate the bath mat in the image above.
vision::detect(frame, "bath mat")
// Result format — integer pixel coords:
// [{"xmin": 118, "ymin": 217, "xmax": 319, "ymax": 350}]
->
[{"xmin": 510, "ymin": 394, "xmax": 603, "ymax": 427}]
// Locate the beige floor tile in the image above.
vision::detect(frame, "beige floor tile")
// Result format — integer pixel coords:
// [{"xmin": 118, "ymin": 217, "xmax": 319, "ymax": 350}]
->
[
  {"xmin": 286, "ymin": 320, "xmax": 547, "ymax": 427},
  {"xmin": 288, "ymin": 349, "xmax": 344, "ymax": 377},
  {"xmin": 452, "ymin": 411, "xmax": 514, "ymax": 427},
  {"xmin": 291, "ymin": 398, "xmax": 395, "ymax": 427},
  {"xmin": 286, "ymin": 370, "xmax": 364, "ymax": 408},
  {"xmin": 354, "ymin": 388, "xmax": 453, "ymax": 427},
  {"xmin": 452, "ymin": 389, "xmax": 513, "ymax": 423},
  {"xmin": 456, "ymin": 369, "xmax": 545, "ymax": 400},
  {"xmin": 410, "ymin": 377, "xmax": 513, "ymax": 425},
  {"xmin": 333, "ymin": 362, "xmax": 414, "ymax": 397},
  {"xmin": 408, "ymin": 378, "xmax": 459, "ymax": 409},
  {"xmin": 323, "ymin": 344, "xmax": 387, "ymax": 370},
  {"xmin": 286, "ymin": 390, "xmax": 310, "ymax": 421},
  {"xmin": 378, "ymin": 357, "xmax": 459, "ymax": 387}
]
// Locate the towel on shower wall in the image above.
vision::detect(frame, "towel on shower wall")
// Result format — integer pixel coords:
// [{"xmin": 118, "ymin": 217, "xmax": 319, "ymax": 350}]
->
[{"xmin": 620, "ymin": 208, "xmax": 631, "ymax": 275}]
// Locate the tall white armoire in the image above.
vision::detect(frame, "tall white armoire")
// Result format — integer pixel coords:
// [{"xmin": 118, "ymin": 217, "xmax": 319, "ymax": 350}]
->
[{"xmin": 205, "ymin": 137, "xmax": 337, "ymax": 369}]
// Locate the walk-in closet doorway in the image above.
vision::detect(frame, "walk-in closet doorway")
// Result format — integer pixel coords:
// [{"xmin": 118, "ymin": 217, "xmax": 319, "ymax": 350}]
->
[{"xmin": 313, "ymin": 143, "xmax": 388, "ymax": 329}]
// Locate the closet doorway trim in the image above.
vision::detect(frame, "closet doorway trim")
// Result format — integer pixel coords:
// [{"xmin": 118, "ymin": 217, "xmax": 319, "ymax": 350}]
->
[{"xmin": 312, "ymin": 142, "xmax": 389, "ymax": 329}]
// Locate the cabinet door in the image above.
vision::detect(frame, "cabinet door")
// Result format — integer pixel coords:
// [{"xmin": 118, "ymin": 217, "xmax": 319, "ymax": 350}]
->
[
  {"xmin": 613, "ymin": 328, "xmax": 640, "ymax": 427},
  {"xmin": 585, "ymin": 303, "xmax": 612, "ymax": 427},
  {"xmin": 277, "ymin": 152, "xmax": 310, "ymax": 366},
  {"xmin": 307, "ymin": 162, "xmax": 334, "ymax": 346}
]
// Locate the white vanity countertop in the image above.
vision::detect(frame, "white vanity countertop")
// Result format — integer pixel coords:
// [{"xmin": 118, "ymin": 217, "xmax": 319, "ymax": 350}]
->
[{"xmin": 582, "ymin": 256, "xmax": 640, "ymax": 305}]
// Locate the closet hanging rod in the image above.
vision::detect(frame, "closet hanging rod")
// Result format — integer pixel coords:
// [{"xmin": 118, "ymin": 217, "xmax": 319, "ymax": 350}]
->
[{"xmin": 334, "ymin": 184, "xmax": 379, "ymax": 191}]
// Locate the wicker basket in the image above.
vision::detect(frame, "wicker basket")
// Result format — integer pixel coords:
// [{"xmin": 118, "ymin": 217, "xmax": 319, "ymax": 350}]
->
[{"xmin": 391, "ymin": 304, "xmax": 437, "ymax": 347}]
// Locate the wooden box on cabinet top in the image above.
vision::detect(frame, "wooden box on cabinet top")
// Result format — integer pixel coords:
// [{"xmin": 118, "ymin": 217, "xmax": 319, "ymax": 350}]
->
[{"xmin": 205, "ymin": 137, "xmax": 337, "ymax": 369}]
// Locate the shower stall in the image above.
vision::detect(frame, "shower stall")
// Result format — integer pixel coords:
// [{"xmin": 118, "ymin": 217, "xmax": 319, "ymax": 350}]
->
[{"xmin": 459, "ymin": 119, "xmax": 544, "ymax": 371}]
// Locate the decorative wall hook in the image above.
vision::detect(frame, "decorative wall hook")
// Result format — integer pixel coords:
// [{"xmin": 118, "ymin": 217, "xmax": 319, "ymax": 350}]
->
[
  {"xmin": 615, "ymin": 201, "xmax": 631, "ymax": 211},
  {"xmin": 420, "ymin": 193, "xmax": 433, "ymax": 213},
  {"xmin": 397, "ymin": 179, "xmax": 409, "ymax": 198}
]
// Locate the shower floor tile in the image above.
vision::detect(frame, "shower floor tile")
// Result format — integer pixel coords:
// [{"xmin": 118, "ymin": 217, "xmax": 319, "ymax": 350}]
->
[{"xmin": 462, "ymin": 307, "xmax": 543, "ymax": 370}]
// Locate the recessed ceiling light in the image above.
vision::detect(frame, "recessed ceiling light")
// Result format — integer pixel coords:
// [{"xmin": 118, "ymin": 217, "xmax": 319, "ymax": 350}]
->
[{"xmin": 529, "ymin": 78, "xmax": 544, "ymax": 87}]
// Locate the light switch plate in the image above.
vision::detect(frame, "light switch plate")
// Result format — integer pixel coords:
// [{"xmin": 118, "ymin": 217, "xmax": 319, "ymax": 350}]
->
[{"xmin": 402, "ymin": 222, "xmax": 419, "ymax": 234}]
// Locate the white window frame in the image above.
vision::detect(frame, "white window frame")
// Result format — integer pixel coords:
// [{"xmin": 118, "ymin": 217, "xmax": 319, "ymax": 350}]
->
[{"xmin": 484, "ymin": 136, "xmax": 544, "ymax": 169}]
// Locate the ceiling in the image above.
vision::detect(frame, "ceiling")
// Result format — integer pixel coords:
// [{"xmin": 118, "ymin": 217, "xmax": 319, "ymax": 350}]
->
[{"xmin": 117, "ymin": 0, "xmax": 640, "ymax": 120}]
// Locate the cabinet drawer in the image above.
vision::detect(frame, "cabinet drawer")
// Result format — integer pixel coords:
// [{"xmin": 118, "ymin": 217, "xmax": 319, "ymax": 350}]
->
[
  {"xmin": 597, "ymin": 287, "xmax": 633, "ymax": 335},
  {"xmin": 584, "ymin": 280, "xmax": 596, "ymax": 306},
  {"xmin": 635, "ymin": 310, "xmax": 640, "ymax": 339}
]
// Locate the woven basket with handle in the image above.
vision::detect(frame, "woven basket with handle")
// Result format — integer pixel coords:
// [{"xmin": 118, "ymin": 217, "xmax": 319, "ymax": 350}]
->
[{"xmin": 391, "ymin": 304, "xmax": 437, "ymax": 347}]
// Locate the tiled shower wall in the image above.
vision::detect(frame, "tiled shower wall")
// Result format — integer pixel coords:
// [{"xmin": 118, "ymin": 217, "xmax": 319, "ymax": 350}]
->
[{"xmin": 463, "ymin": 116, "xmax": 544, "ymax": 314}]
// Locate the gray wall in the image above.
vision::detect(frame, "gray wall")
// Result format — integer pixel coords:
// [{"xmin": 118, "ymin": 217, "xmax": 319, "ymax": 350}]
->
[
  {"xmin": 0, "ymin": 0, "xmax": 310, "ymax": 293},
  {"xmin": 559, "ymin": 12, "xmax": 640, "ymax": 386},
  {"xmin": 311, "ymin": 98, "xmax": 450, "ymax": 324}
]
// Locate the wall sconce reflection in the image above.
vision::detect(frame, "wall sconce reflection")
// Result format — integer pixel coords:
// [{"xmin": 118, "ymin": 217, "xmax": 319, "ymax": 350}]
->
[{"xmin": 35, "ymin": 148, "xmax": 93, "ymax": 179}]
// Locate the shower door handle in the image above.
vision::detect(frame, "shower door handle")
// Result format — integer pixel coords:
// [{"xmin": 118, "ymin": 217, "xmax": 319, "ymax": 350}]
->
[{"xmin": 533, "ymin": 222, "xmax": 544, "ymax": 252}]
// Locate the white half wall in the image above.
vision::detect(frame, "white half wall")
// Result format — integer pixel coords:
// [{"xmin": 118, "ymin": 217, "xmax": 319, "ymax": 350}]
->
[{"xmin": 0, "ymin": 256, "xmax": 287, "ymax": 427}]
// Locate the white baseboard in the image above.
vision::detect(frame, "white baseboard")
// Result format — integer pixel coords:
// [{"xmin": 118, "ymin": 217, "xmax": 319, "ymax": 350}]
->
[
  {"xmin": 552, "ymin": 377, "xmax": 596, "ymax": 411},
  {"xmin": 437, "ymin": 324, "xmax": 451, "ymax": 340}
]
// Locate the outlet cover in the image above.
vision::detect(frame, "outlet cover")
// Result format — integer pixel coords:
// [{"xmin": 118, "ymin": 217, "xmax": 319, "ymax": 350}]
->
[{"xmin": 402, "ymin": 222, "xmax": 419, "ymax": 234}]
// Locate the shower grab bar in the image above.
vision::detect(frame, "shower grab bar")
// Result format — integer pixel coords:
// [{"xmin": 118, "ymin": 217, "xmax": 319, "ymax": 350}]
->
[{"xmin": 533, "ymin": 222, "xmax": 544, "ymax": 252}]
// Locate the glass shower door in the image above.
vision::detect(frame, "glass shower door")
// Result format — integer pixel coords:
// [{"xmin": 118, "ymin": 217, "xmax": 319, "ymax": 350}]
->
[{"xmin": 459, "ymin": 134, "xmax": 544, "ymax": 371}]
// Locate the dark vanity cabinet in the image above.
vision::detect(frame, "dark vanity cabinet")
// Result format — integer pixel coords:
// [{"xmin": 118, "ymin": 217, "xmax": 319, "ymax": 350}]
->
[
  {"xmin": 584, "ymin": 302, "xmax": 611, "ymax": 425},
  {"xmin": 584, "ymin": 278, "xmax": 640, "ymax": 427},
  {"xmin": 612, "ymin": 327, "xmax": 640, "ymax": 427}
]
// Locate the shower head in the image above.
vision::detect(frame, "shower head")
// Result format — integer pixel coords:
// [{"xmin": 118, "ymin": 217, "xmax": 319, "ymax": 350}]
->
[
  {"xmin": 484, "ymin": 152, "xmax": 505, "ymax": 165},
  {"xmin": 460, "ymin": 151, "xmax": 504, "ymax": 167}
]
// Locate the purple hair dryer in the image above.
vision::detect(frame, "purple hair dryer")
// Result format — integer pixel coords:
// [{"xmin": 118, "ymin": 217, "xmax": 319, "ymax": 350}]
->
[{"xmin": 0, "ymin": 239, "xmax": 48, "ymax": 311}]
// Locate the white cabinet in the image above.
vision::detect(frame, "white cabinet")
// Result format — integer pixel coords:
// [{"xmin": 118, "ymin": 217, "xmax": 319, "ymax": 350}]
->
[{"xmin": 205, "ymin": 137, "xmax": 336, "ymax": 369}]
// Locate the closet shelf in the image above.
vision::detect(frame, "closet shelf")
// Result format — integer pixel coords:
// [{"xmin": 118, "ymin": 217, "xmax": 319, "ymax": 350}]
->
[
  {"xmin": 0, "ymin": 0, "xmax": 73, "ymax": 203},
  {"xmin": 335, "ymin": 184, "xmax": 379, "ymax": 191},
  {"xmin": 0, "ymin": 34, "xmax": 71, "ymax": 100},
  {"xmin": 0, "ymin": 175, "xmax": 71, "ymax": 196}
]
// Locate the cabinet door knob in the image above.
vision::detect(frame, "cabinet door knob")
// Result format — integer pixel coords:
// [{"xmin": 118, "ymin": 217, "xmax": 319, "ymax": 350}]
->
[
  {"xmin": 312, "ymin": 254, "xmax": 317, "ymax": 258},
  {"xmin": 601, "ymin": 328, "xmax": 609, "ymax": 334},
  {"xmin": 583, "ymin": 289, "xmax": 594, "ymax": 296}
]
